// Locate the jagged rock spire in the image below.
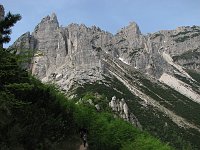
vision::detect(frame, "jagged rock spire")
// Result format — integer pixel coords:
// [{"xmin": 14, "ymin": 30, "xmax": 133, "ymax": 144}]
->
[
  {"xmin": 33, "ymin": 13, "xmax": 59, "ymax": 33},
  {"xmin": 127, "ymin": 21, "xmax": 141, "ymax": 34},
  {"xmin": 117, "ymin": 21, "xmax": 141, "ymax": 35},
  {"xmin": 50, "ymin": 13, "xmax": 59, "ymax": 25}
]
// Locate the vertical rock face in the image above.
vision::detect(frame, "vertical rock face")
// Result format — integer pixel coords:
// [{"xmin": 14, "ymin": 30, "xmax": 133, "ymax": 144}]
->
[
  {"xmin": 11, "ymin": 13, "xmax": 200, "ymax": 91},
  {"xmin": 31, "ymin": 14, "xmax": 60, "ymax": 79},
  {"xmin": 112, "ymin": 22, "xmax": 153, "ymax": 76},
  {"xmin": 12, "ymin": 13, "xmax": 113, "ymax": 91}
]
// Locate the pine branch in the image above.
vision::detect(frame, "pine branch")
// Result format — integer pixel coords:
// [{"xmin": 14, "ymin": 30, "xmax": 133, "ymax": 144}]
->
[{"xmin": 0, "ymin": 11, "xmax": 21, "ymax": 44}]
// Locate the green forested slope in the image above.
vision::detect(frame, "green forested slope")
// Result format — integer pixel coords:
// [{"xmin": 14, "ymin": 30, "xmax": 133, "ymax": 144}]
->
[{"xmin": 71, "ymin": 76, "xmax": 200, "ymax": 150}]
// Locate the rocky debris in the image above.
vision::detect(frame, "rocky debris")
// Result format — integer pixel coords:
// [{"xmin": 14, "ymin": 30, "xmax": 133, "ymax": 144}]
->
[
  {"xmin": 109, "ymin": 96, "xmax": 141, "ymax": 128},
  {"xmin": 95, "ymin": 104, "xmax": 100, "ymax": 111},
  {"xmin": 159, "ymin": 73, "xmax": 200, "ymax": 104},
  {"xmin": 87, "ymin": 99, "xmax": 94, "ymax": 106},
  {"xmin": 68, "ymin": 94, "xmax": 77, "ymax": 99}
]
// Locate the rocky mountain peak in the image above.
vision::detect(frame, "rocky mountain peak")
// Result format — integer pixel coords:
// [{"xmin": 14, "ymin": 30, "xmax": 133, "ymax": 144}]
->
[
  {"xmin": 33, "ymin": 13, "xmax": 59, "ymax": 34},
  {"xmin": 127, "ymin": 21, "xmax": 141, "ymax": 34},
  {"xmin": 50, "ymin": 13, "xmax": 58, "ymax": 21},
  {"xmin": 117, "ymin": 21, "xmax": 141, "ymax": 35},
  {"xmin": 40, "ymin": 13, "xmax": 58, "ymax": 25}
]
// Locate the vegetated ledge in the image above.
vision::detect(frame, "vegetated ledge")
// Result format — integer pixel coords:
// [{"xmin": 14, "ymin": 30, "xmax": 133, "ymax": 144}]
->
[{"xmin": 172, "ymin": 47, "xmax": 200, "ymax": 61}]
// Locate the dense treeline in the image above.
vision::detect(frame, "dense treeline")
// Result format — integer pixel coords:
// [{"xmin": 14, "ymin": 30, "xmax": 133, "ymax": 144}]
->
[
  {"xmin": 0, "ymin": 8, "xmax": 172, "ymax": 150},
  {"xmin": 0, "ymin": 48, "xmax": 75, "ymax": 149}
]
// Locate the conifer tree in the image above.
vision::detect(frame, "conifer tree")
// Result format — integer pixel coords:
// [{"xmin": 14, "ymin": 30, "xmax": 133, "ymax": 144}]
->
[
  {"xmin": 0, "ymin": 6, "xmax": 22, "ymax": 85},
  {"xmin": 0, "ymin": 10, "xmax": 21, "ymax": 45}
]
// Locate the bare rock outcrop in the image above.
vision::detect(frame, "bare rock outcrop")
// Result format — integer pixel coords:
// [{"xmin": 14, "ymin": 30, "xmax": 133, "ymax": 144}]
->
[
  {"xmin": 109, "ymin": 96, "xmax": 129, "ymax": 121},
  {"xmin": 109, "ymin": 96, "xmax": 141, "ymax": 128}
]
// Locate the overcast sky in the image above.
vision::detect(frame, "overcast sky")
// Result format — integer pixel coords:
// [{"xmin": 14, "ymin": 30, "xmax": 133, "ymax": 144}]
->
[{"xmin": 1, "ymin": 0, "xmax": 200, "ymax": 47}]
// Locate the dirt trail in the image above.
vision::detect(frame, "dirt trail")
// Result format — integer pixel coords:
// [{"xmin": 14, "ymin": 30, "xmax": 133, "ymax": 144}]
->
[{"xmin": 79, "ymin": 143, "xmax": 88, "ymax": 150}]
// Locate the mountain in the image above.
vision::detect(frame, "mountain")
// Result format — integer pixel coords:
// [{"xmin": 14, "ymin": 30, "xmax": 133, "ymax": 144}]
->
[
  {"xmin": 12, "ymin": 13, "xmax": 200, "ymax": 149},
  {"xmin": 0, "ymin": 4, "xmax": 174, "ymax": 149}
]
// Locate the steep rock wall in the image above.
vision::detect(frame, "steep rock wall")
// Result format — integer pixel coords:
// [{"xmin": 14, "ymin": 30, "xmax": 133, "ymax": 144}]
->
[{"xmin": 11, "ymin": 13, "xmax": 200, "ymax": 91}]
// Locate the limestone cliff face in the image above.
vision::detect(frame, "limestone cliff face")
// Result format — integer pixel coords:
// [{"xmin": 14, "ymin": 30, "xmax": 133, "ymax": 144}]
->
[
  {"xmin": 113, "ymin": 24, "xmax": 200, "ymax": 78},
  {"xmin": 12, "ymin": 14, "xmax": 112, "ymax": 91},
  {"xmin": 12, "ymin": 13, "xmax": 200, "ymax": 91}
]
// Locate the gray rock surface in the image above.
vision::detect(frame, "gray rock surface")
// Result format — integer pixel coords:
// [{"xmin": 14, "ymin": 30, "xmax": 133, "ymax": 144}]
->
[
  {"xmin": 11, "ymin": 13, "xmax": 200, "ymax": 91},
  {"xmin": 109, "ymin": 96, "xmax": 141, "ymax": 128}
]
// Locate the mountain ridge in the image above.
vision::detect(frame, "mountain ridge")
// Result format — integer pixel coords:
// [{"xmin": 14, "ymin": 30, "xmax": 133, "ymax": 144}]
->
[{"xmin": 11, "ymin": 13, "xmax": 200, "ymax": 90}]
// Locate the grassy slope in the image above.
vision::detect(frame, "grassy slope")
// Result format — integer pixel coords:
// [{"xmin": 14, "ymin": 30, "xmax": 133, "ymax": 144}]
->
[
  {"xmin": 137, "ymin": 76, "xmax": 200, "ymax": 126},
  {"xmin": 72, "ymin": 75, "xmax": 200, "ymax": 150},
  {"xmin": 187, "ymin": 70, "xmax": 200, "ymax": 84}
]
